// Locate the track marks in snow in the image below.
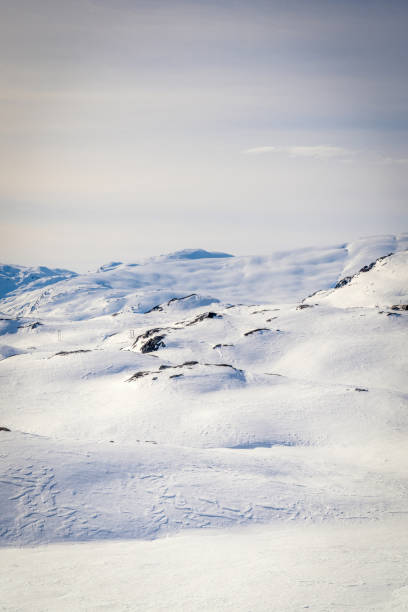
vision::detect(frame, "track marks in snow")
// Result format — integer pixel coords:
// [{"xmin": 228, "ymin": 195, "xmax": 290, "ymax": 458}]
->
[
  {"xmin": 0, "ymin": 440, "xmax": 399, "ymax": 546},
  {"xmin": 133, "ymin": 468, "xmax": 309, "ymax": 536},
  {"xmin": 0, "ymin": 457, "xmax": 82, "ymax": 544},
  {"xmin": 4, "ymin": 464, "xmax": 59, "ymax": 542}
]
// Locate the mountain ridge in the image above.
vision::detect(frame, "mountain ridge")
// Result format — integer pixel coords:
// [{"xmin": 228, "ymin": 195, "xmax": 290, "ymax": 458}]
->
[{"xmin": 1, "ymin": 234, "xmax": 406, "ymax": 319}]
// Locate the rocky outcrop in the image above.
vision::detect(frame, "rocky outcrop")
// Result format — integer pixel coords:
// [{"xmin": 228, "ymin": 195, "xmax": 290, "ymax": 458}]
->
[
  {"xmin": 54, "ymin": 349, "xmax": 91, "ymax": 356},
  {"xmin": 186, "ymin": 312, "xmax": 221, "ymax": 326},
  {"xmin": 159, "ymin": 361, "xmax": 198, "ymax": 370},
  {"xmin": 133, "ymin": 328, "xmax": 163, "ymax": 346},
  {"xmin": 145, "ymin": 294, "xmax": 219, "ymax": 314},
  {"xmin": 167, "ymin": 294, "xmax": 198, "ymax": 305},
  {"xmin": 334, "ymin": 253, "xmax": 394, "ymax": 289},
  {"xmin": 127, "ymin": 361, "xmax": 244, "ymax": 382},
  {"xmin": 140, "ymin": 335, "xmax": 166, "ymax": 353},
  {"xmin": 132, "ymin": 327, "xmax": 168, "ymax": 353},
  {"xmin": 244, "ymin": 328, "xmax": 271, "ymax": 336},
  {"xmin": 127, "ymin": 371, "xmax": 151, "ymax": 381}
]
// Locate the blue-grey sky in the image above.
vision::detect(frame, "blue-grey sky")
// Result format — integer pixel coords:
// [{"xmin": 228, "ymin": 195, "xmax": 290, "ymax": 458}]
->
[{"xmin": 1, "ymin": 0, "xmax": 407, "ymax": 270}]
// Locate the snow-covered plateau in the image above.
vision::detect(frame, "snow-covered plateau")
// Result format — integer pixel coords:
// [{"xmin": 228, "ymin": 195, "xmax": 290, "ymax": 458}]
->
[{"xmin": 0, "ymin": 234, "xmax": 408, "ymax": 611}]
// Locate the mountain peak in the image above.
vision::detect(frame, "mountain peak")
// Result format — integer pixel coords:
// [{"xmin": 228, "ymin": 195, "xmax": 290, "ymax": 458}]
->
[{"xmin": 162, "ymin": 249, "xmax": 234, "ymax": 261}]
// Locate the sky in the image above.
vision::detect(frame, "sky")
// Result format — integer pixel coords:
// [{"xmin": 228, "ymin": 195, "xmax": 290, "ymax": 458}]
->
[{"xmin": 1, "ymin": 0, "xmax": 407, "ymax": 271}]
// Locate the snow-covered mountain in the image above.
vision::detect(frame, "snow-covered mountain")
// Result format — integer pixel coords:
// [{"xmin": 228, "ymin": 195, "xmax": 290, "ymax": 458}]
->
[
  {"xmin": 1, "ymin": 234, "xmax": 407, "ymax": 320},
  {"xmin": 0, "ymin": 263, "xmax": 76, "ymax": 301},
  {"xmin": 305, "ymin": 249, "xmax": 408, "ymax": 309},
  {"xmin": 1, "ymin": 233, "xmax": 407, "ymax": 610}
]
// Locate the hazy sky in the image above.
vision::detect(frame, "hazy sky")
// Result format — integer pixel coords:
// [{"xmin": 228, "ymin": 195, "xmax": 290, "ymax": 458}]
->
[{"xmin": 1, "ymin": 0, "xmax": 407, "ymax": 270}]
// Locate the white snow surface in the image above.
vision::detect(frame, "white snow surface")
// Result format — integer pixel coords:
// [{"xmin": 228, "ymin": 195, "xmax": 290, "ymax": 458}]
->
[
  {"xmin": 2, "ymin": 520, "xmax": 408, "ymax": 612},
  {"xmin": 1, "ymin": 233, "xmax": 407, "ymax": 611}
]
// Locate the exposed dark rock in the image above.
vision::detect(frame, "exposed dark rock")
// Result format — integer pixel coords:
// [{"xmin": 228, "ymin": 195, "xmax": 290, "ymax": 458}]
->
[
  {"xmin": 140, "ymin": 335, "xmax": 166, "ymax": 353},
  {"xmin": 19, "ymin": 321, "xmax": 43, "ymax": 330},
  {"xmin": 334, "ymin": 277, "xmax": 352, "ymax": 288},
  {"xmin": 391, "ymin": 304, "xmax": 408, "ymax": 311},
  {"xmin": 54, "ymin": 349, "xmax": 91, "ymax": 356},
  {"xmin": 251, "ymin": 309, "xmax": 274, "ymax": 315},
  {"xmin": 360, "ymin": 253, "xmax": 393, "ymax": 271},
  {"xmin": 296, "ymin": 304, "xmax": 313, "ymax": 310},
  {"xmin": 213, "ymin": 343, "xmax": 233, "ymax": 349},
  {"xmin": 127, "ymin": 371, "xmax": 152, "ymax": 381},
  {"xmin": 266, "ymin": 317, "xmax": 278, "ymax": 322},
  {"xmin": 144, "ymin": 304, "xmax": 164, "ymax": 313},
  {"xmin": 159, "ymin": 361, "xmax": 198, "ymax": 371},
  {"xmin": 129, "ymin": 361, "xmax": 198, "ymax": 380},
  {"xmin": 186, "ymin": 312, "xmax": 221, "ymax": 326},
  {"xmin": 355, "ymin": 387, "xmax": 368, "ymax": 392},
  {"xmin": 359, "ymin": 263, "xmax": 375, "ymax": 273},
  {"xmin": 387, "ymin": 312, "xmax": 401, "ymax": 317},
  {"xmin": 334, "ymin": 252, "xmax": 394, "ymax": 290},
  {"xmin": 302, "ymin": 289, "xmax": 321, "ymax": 301},
  {"xmin": 244, "ymin": 328, "xmax": 271, "ymax": 336},
  {"xmin": 167, "ymin": 294, "xmax": 198, "ymax": 305},
  {"xmin": 145, "ymin": 293, "xmax": 215, "ymax": 314},
  {"xmin": 204, "ymin": 363, "xmax": 244, "ymax": 374},
  {"xmin": 126, "ymin": 360, "xmax": 244, "ymax": 382},
  {"xmin": 133, "ymin": 328, "xmax": 162, "ymax": 347},
  {"xmin": 0, "ymin": 426, "xmax": 11, "ymax": 432}
]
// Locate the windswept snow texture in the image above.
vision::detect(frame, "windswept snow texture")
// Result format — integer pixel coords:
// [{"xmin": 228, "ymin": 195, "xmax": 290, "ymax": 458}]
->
[{"xmin": 0, "ymin": 234, "xmax": 408, "ymax": 610}]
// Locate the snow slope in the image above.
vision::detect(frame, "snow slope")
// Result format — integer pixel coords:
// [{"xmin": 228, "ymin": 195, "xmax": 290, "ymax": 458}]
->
[
  {"xmin": 305, "ymin": 249, "xmax": 408, "ymax": 309},
  {"xmin": 2, "ymin": 521, "xmax": 408, "ymax": 612},
  {"xmin": 0, "ymin": 233, "xmax": 407, "ymax": 610}
]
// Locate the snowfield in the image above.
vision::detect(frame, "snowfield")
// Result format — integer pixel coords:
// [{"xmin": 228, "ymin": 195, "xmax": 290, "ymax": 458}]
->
[{"xmin": 0, "ymin": 234, "xmax": 407, "ymax": 611}]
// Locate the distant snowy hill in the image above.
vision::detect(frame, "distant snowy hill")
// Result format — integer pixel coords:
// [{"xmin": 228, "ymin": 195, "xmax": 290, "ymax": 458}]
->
[
  {"xmin": 155, "ymin": 248, "xmax": 234, "ymax": 261},
  {"xmin": 0, "ymin": 263, "xmax": 76, "ymax": 300},
  {"xmin": 1, "ymin": 234, "xmax": 406, "ymax": 320}
]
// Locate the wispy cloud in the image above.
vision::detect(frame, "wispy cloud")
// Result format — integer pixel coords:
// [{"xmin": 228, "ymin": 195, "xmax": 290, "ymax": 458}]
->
[
  {"xmin": 243, "ymin": 145, "xmax": 354, "ymax": 160},
  {"xmin": 243, "ymin": 145, "xmax": 408, "ymax": 166},
  {"xmin": 380, "ymin": 156, "xmax": 408, "ymax": 166}
]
